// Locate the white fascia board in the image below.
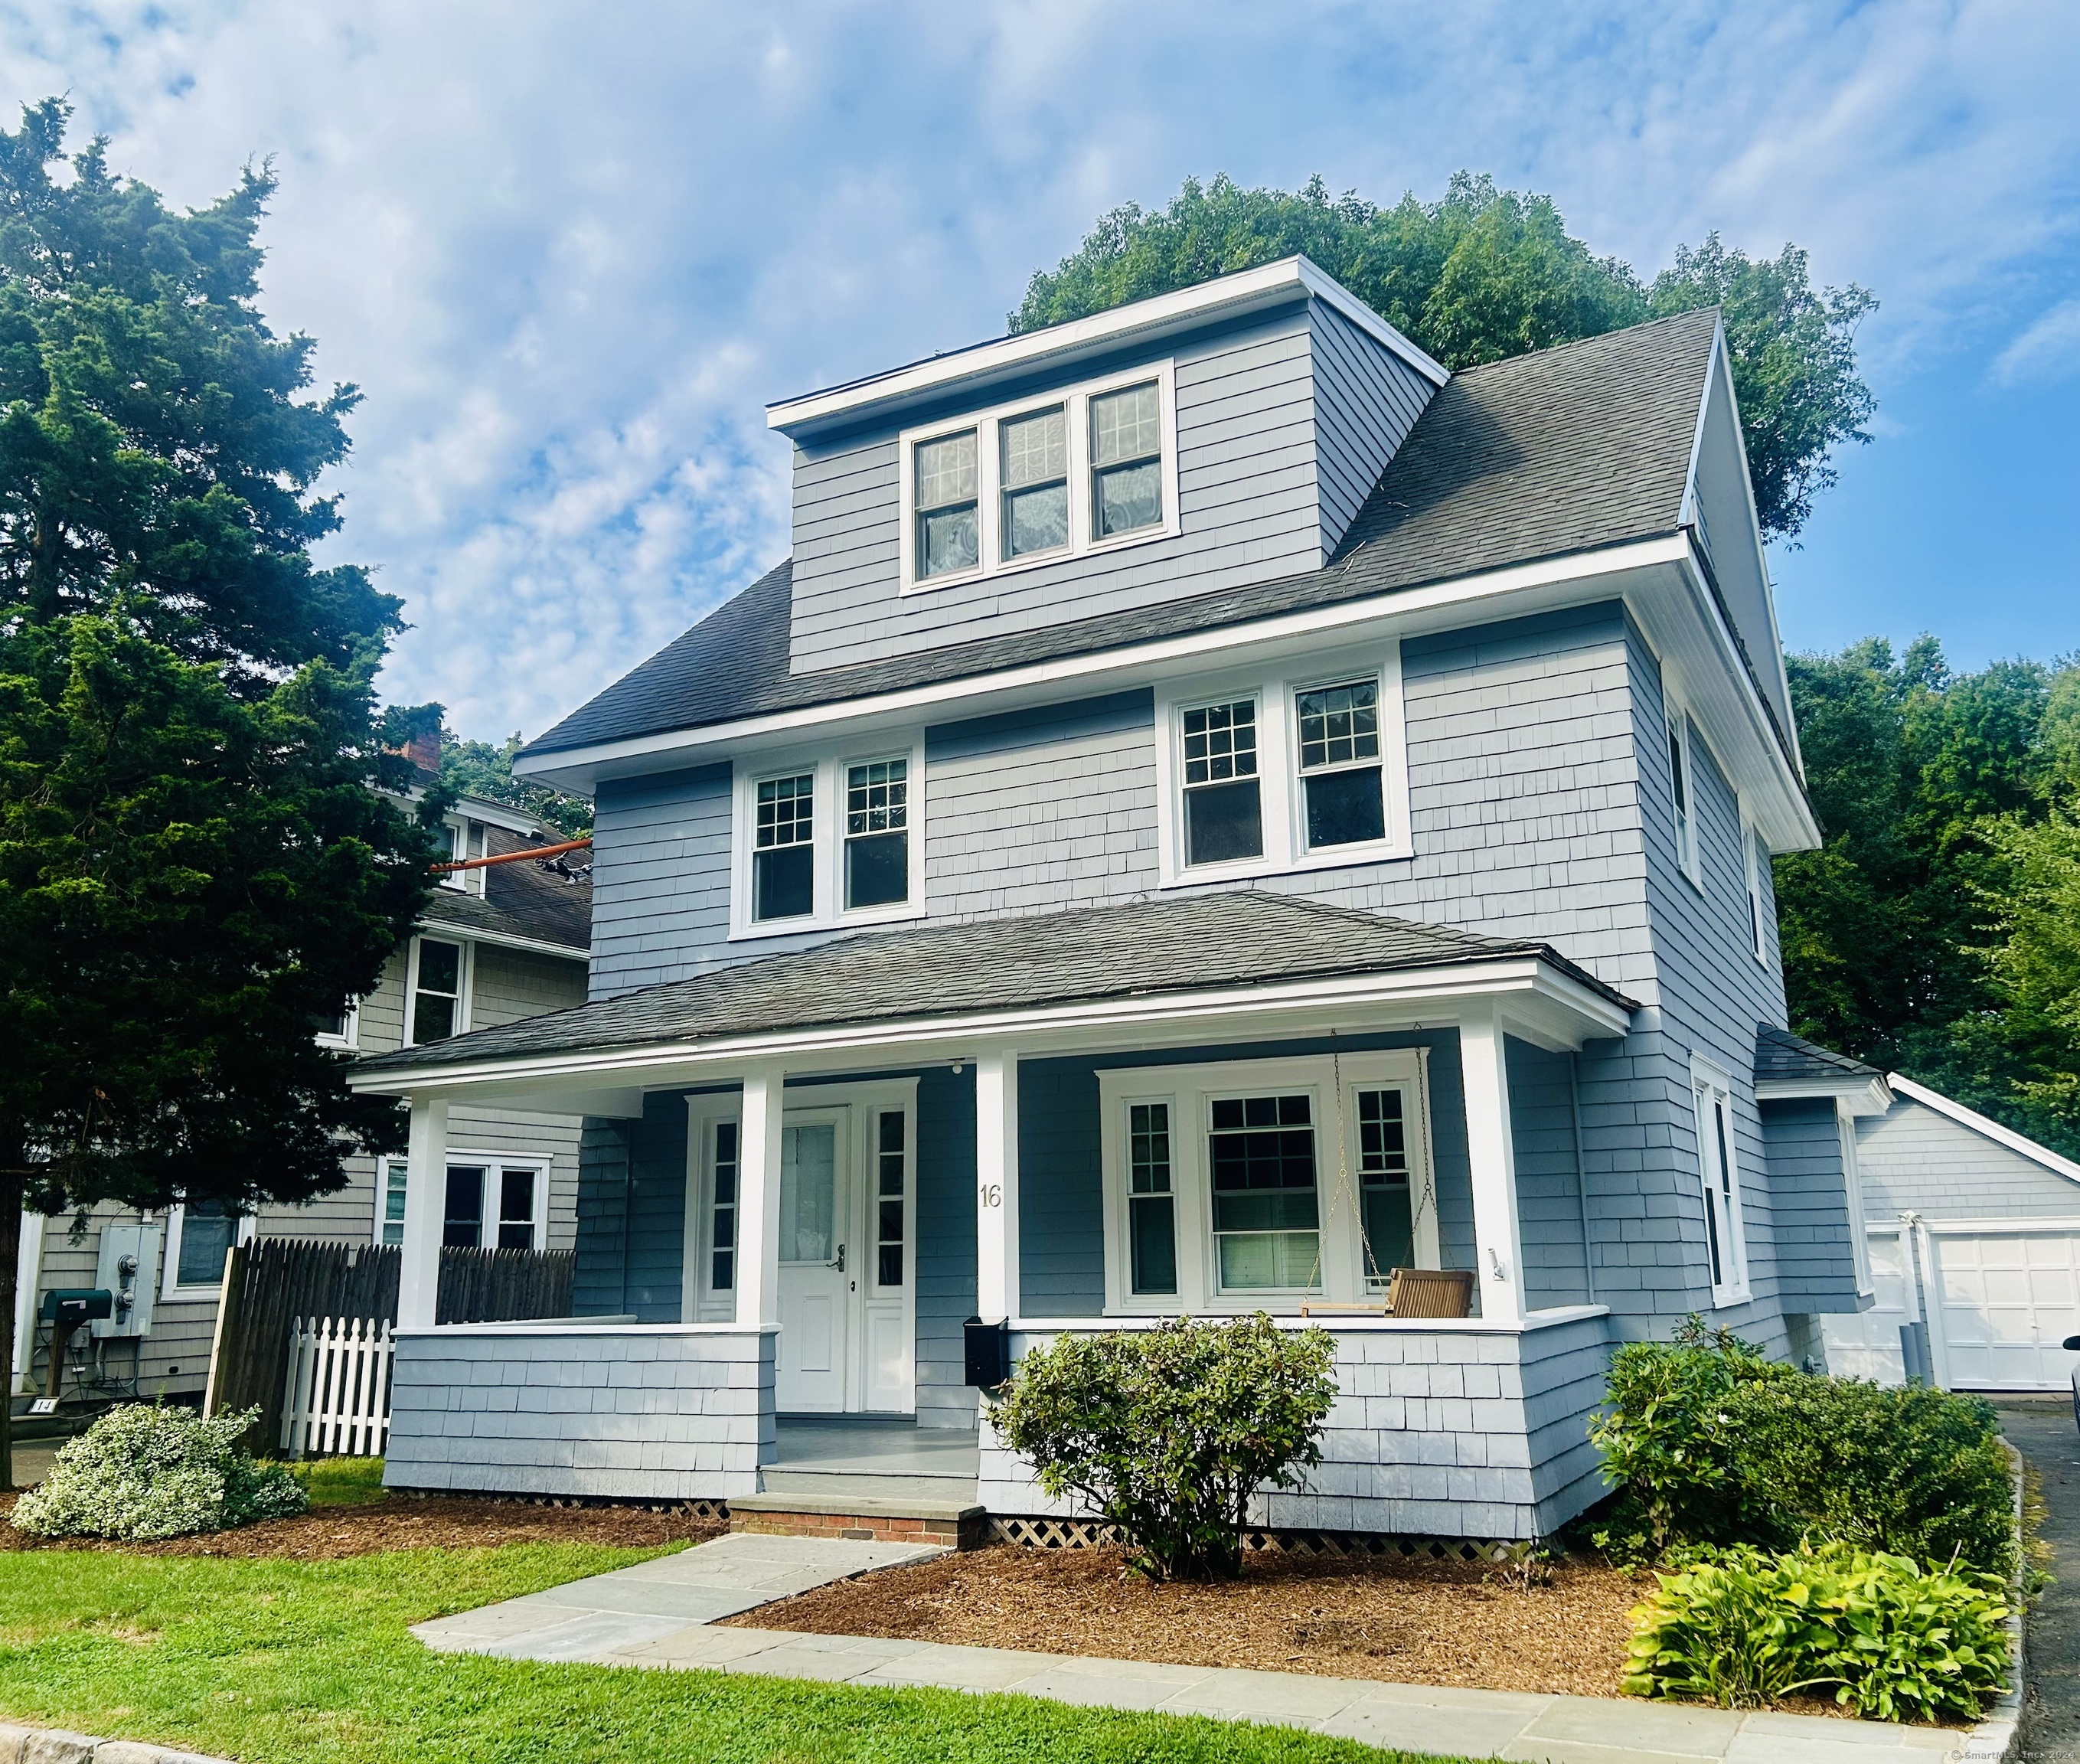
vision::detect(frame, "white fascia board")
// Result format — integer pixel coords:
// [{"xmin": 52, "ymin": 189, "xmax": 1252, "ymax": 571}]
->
[
  {"xmin": 513, "ymin": 534, "xmax": 1693, "ymax": 792},
  {"xmin": 397, "ymin": 786, "xmax": 557, "ymax": 838},
  {"xmin": 346, "ymin": 956, "xmax": 1633, "ymax": 1100},
  {"xmin": 766, "ymin": 256, "xmax": 1446, "ymax": 436},
  {"xmin": 1755, "ymin": 1073, "xmax": 1893, "ymax": 1116},
  {"xmin": 414, "ymin": 919, "xmax": 589, "ymax": 963},
  {"xmin": 1887, "ymin": 1073, "xmax": 2080, "ymax": 1184}
]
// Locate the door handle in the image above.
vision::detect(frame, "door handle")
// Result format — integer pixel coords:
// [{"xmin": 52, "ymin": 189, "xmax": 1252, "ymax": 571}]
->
[{"xmin": 834, "ymin": 1243, "xmax": 846, "ymax": 1273}]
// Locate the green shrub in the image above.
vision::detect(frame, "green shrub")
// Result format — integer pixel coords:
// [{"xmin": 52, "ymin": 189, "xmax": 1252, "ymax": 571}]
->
[
  {"xmin": 1624, "ymin": 1540, "xmax": 2010, "ymax": 1723},
  {"xmin": 1726, "ymin": 1374, "xmax": 2013, "ymax": 1575},
  {"xmin": 1587, "ymin": 1325, "xmax": 1790, "ymax": 1559},
  {"xmin": 992, "ymin": 1315, "xmax": 1337, "ymax": 1581},
  {"xmin": 11, "ymin": 1403, "xmax": 308, "ymax": 1540}
]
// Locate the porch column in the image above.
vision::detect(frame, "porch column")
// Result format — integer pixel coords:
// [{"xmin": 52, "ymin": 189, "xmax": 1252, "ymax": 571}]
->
[
  {"xmin": 1458, "ymin": 1003, "xmax": 1527, "ymax": 1326},
  {"xmin": 734, "ymin": 1064, "xmax": 786, "ymax": 1328},
  {"xmin": 397, "ymin": 1096, "xmax": 449, "ymax": 1330},
  {"xmin": 975, "ymin": 1047, "xmax": 1020, "ymax": 1324}
]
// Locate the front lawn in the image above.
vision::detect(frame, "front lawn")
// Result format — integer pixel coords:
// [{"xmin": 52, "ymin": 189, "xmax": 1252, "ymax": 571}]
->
[{"xmin": 0, "ymin": 1540, "xmax": 1462, "ymax": 1764}]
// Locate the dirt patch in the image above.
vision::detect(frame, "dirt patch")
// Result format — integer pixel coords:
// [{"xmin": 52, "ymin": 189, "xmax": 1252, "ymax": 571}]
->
[
  {"xmin": 724, "ymin": 1543, "xmax": 1650, "ymax": 1697},
  {"xmin": 0, "ymin": 1489, "xmax": 723, "ymax": 1560}
]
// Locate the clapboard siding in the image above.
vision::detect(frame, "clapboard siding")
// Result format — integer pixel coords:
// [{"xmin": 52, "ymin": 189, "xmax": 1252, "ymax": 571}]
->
[
  {"xmin": 1312, "ymin": 302, "xmax": 1435, "ymax": 555},
  {"xmin": 1761, "ymin": 1097, "xmax": 1860, "ymax": 1309},
  {"xmin": 1856, "ymin": 1097, "xmax": 2080, "ymax": 1223}
]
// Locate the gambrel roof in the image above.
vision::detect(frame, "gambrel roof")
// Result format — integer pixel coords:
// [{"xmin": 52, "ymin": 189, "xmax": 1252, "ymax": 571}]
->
[{"xmin": 523, "ymin": 307, "xmax": 1720, "ymax": 761}]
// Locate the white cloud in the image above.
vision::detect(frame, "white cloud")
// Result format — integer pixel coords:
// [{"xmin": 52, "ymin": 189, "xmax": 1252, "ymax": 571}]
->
[
  {"xmin": 2, "ymin": 0, "xmax": 2075, "ymax": 737},
  {"xmin": 1993, "ymin": 299, "xmax": 2080, "ymax": 387}
]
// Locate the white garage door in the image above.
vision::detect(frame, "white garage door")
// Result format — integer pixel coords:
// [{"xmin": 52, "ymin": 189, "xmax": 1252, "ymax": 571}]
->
[{"xmin": 1931, "ymin": 1227, "xmax": 2080, "ymax": 1390}]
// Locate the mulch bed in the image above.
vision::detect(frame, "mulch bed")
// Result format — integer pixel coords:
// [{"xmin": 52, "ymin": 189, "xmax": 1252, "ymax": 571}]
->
[
  {"xmin": 724, "ymin": 1543, "xmax": 1652, "ymax": 1698},
  {"xmin": 0, "ymin": 1490, "xmax": 724, "ymax": 1561}
]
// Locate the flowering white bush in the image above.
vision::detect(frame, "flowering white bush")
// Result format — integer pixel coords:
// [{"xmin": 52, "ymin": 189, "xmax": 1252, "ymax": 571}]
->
[{"xmin": 11, "ymin": 1403, "xmax": 307, "ymax": 1540}]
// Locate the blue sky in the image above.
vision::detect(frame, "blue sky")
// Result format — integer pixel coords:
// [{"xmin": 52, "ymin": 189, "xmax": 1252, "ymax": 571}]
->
[{"xmin": 3, "ymin": 1, "xmax": 2076, "ymax": 738}]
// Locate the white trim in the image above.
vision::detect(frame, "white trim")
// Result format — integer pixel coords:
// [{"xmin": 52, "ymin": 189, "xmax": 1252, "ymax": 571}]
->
[
  {"xmin": 13, "ymin": 1210, "xmax": 44, "ymax": 1391},
  {"xmin": 768, "ymin": 256, "xmax": 1446, "ymax": 433},
  {"xmin": 1886, "ymin": 1073, "xmax": 2080, "ymax": 1184},
  {"xmin": 415, "ymin": 920, "xmax": 588, "ymax": 963},
  {"xmin": 728, "ymin": 736, "xmax": 928, "ymax": 941},
  {"xmin": 1755, "ymin": 1071, "xmax": 1893, "ymax": 1116},
  {"xmin": 896, "ymin": 361, "xmax": 1180, "ymax": 593},
  {"xmin": 1918, "ymin": 1215, "xmax": 2080, "ymax": 1236},
  {"xmin": 1153, "ymin": 643, "xmax": 1412, "ymax": 887},
  {"xmin": 1096, "ymin": 1050, "xmax": 1435, "ymax": 1315},
  {"xmin": 1742, "ymin": 822, "xmax": 1768, "ymax": 965},
  {"xmin": 1011, "ymin": 1303, "xmax": 1608, "ymax": 1334},
  {"xmin": 160, "ymin": 1203, "xmax": 255, "ymax": 1301},
  {"xmin": 403, "ymin": 932, "xmax": 473, "ymax": 1047},
  {"xmin": 347, "ymin": 956, "xmax": 1634, "ymax": 1098},
  {"xmin": 315, "ymin": 999, "xmax": 361, "ymax": 1051},
  {"xmin": 1665, "ymin": 700, "xmax": 1701, "ymax": 889},
  {"xmin": 1690, "ymin": 1054, "xmax": 1750, "ymax": 1306},
  {"xmin": 435, "ymin": 1149, "xmax": 554, "ymax": 1253},
  {"xmin": 374, "ymin": 1155, "xmax": 407, "ymax": 1247}
]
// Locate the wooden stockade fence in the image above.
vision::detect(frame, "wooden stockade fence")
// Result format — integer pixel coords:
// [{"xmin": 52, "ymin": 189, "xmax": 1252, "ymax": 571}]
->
[
  {"xmin": 281, "ymin": 1317, "xmax": 393, "ymax": 1459},
  {"xmin": 206, "ymin": 1238, "xmax": 576, "ymax": 1450}
]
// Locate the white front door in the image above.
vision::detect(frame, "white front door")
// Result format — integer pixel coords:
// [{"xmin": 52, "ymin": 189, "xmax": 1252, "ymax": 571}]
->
[{"xmin": 775, "ymin": 1109, "xmax": 850, "ymax": 1412}]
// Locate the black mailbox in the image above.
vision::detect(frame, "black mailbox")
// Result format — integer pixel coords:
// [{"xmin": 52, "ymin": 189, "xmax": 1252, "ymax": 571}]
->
[
  {"xmin": 964, "ymin": 1315, "xmax": 1010, "ymax": 1390},
  {"xmin": 39, "ymin": 1288, "xmax": 113, "ymax": 1327}
]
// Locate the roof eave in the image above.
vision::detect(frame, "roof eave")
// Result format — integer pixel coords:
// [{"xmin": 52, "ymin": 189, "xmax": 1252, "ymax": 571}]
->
[{"xmin": 1756, "ymin": 1073, "xmax": 1893, "ymax": 1117}]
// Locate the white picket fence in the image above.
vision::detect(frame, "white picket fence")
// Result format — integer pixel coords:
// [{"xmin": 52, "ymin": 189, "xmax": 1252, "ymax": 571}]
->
[{"xmin": 279, "ymin": 1315, "xmax": 393, "ymax": 1459}]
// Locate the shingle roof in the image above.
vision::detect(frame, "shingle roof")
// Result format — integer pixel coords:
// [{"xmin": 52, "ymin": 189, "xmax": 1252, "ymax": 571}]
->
[
  {"xmin": 420, "ymin": 823, "xmax": 590, "ymax": 955},
  {"xmin": 523, "ymin": 308, "xmax": 1718, "ymax": 760},
  {"xmin": 1754, "ymin": 1023, "xmax": 1882, "ymax": 1086},
  {"xmin": 354, "ymin": 890, "xmax": 1632, "ymax": 1076}
]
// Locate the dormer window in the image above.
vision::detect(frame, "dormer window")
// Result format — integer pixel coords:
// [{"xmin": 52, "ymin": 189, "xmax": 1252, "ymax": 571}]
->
[
  {"xmin": 1091, "ymin": 381, "xmax": 1163, "ymax": 537},
  {"xmin": 1001, "ymin": 407, "xmax": 1068, "ymax": 559},
  {"xmin": 913, "ymin": 430, "xmax": 979, "ymax": 581},
  {"xmin": 897, "ymin": 361, "xmax": 1178, "ymax": 593}
]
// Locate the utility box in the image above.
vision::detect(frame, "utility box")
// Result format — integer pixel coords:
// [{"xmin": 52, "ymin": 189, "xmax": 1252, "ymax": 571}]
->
[{"xmin": 93, "ymin": 1222, "xmax": 162, "ymax": 1339}]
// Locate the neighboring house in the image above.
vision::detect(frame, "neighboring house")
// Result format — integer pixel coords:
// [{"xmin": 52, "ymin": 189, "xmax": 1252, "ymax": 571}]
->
[
  {"xmin": 349, "ymin": 256, "xmax": 1870, "ymax": 1544},
  {"xmin": 11, "ymin": 793, "xmax": 592, "ymax": 1406},
  {"xmin": 1822, "ymin": 1071, "xmax": 2080, "ymax": 1393}
]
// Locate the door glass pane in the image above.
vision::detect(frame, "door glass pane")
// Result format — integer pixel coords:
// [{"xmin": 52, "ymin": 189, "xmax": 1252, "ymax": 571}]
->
[
  {"xmin": 1357, "ymin": 1088, "xmax": 1414, "ymax": 1282},
  {"xmin": 498, "ymin": 1168, "xmax": 536, "ymax": 1252},
  {"xmin": 1128, "ymin": 1101, "xmax": 1177, "ymax": 1295},
  {"xmin": 443, "ymin": 1166, "xmax": 485, "ymax": 1249},
  {"xmin": 177, "ymin": 1200, "xmax": 237, "ymax": 1287},
  {"xmin": 876, "ymin": 1111, "xmax": 905, "ymax": 1289},
  {"xmin": 711, "ymin": 1121, "xmax": 738, "ymax": 1292},
  {"xmin": 779, "ymin": 1123, "xmax": 837, "ymax": 1263},
  {"xmin": 1209, "ymin": 1094, "xmax": 1320, "ymax": 1292}
]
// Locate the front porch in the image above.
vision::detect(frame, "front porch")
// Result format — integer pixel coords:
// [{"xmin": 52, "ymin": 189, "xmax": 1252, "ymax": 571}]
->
[{"xmin": 357, "ymin": 892, "xmax": 1637, "ymax": 1542}]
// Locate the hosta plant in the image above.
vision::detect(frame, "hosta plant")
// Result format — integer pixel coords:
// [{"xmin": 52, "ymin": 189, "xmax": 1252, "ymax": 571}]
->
[{"xmin": 11, "ymin": 1403, "xmax": 308, "ymax": 1540}]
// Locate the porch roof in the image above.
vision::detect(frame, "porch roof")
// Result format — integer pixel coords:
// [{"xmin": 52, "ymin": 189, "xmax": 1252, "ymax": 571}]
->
[{"xmin": 351, "ymin": 892, "xmax": 1634, "ymax": 1088}]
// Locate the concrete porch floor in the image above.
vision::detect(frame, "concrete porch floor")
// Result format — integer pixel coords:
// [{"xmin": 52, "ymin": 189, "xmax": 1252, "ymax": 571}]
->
[{"xmin": 762, "ymin": 1416, "xmax": 980, "ymax": 1506}]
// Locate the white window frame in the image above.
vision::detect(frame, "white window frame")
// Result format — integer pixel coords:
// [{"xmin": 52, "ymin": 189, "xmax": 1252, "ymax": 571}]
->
[
  {"xmin": 439, "ymin": 815, "xmax": 489, "ymax": 896},
  {"xmin": 1837, "ymin": 1100, "xmax": 1875, "ymax": 1297},
  {"xmin": 728, "ymin": 739, "xmax": 926, "ymax": 941},
  {"xmin": 1690, "ymin": 1056, "xmax": 1750, "ymax": 1306},
  {"xmin": 380, "ymin": 1151, "xmax": 551, "ymax": 1253},
  {"xmin": 1096, "ymin": 1050, "xmax": 1436, "ymax": 1315},
  {"xmin": 374, "ymin": 1155, "xmax": 408, "ymax": 1248},
  {"xmin": 160, "ymin": 1201, "xmax": 255, "ymax": 1301},
  {"xmin": 896, "ymin": 359, "xmax": 1180, "ymax": 594},
  {"xmin": 1667, "ymin": 704, "xmax": 1702, "ymax": 889},
  {"xmin": 314, "ymin": 999, "xmax": 361, "ymax": 1050},
  {"xmin": 403, "ymin": 934, "xmax": 472, "ymax": 1047},
  {"xmin": 1743, "ymin": 822, "xmax": 1770, "ymax": 964},
  {"xmin": 1153, "ymin": 643, "xmax": 1412, "ymax": 887}
]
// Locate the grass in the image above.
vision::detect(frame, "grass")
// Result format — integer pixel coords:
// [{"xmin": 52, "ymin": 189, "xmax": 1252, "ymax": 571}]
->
[
  {"xmin": 280, "ymin": 1457, "xmax": 388, "ymax": 1507},
  {"xmin": 0, "ymin": 1540, "xmax": 1471, "ymax": 1764}
]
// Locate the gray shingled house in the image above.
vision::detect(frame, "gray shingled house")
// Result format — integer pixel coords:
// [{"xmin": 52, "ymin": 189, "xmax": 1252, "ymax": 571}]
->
[{"xmin": 348, "ymin": 257, "xmax": 1869, "ymax": 1544}]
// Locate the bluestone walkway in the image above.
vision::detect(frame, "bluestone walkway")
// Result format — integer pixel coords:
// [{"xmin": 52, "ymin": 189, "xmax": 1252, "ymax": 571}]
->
[{"xmin": 413, "ymin": 1533, "xmax": 1971, "ymax": 1762}]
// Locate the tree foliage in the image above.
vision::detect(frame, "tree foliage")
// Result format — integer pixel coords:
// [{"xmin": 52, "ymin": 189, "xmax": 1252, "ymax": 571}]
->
[
  {"xmin": 439, "ymin": 729, "xmax": 592, "ymax": 839},
  {"xmin": 1775, "ymin": 637, "xmax": 2080, "ymax": 1155},
  {"xmin": 1012, "ymin": 172, "xmax": 1874, "ymax": 541}
]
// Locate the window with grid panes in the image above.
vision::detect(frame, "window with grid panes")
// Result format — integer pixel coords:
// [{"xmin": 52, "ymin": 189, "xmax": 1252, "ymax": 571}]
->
[
  {"xmin": 379, "ymin": 1161, "xmax": 407, "ymax": 1246},
  {"xmin": 1207, "ymin": 1094, "xmax": 1320, "ymax": 1291},
  {"xmin": 874, "ymin": 1111, "xmax": 906, "ymax": 1287},
  {"xmin": 1355, "ymin": 1089, "xmax": 1414, "ymax": 1284},
  {"xmin": 753, "ymin": 772, "xmax": 815, "ymax": 921},
  {"xmin": 410, "ymin": 938, "xmax": 463, "ymax": 1044},
  {"xmin": 1180, "ymin": 698, "xmax": 1262, "ymax": 866},
  {"xmin": 1090, "ymin": 382, "xmax": 1163, "ymax": 537},
  {"xmin": 914, "ymin": 429, "xmax": 979, "ymax": 580},
  {"xmin": 710, "ymin": 1122, "xmax": 738, "ymax": 1292},
  {"xmin": 1127, "ymin": 1102, "xmax": 1177, "ymax": 1295},
  {"xmin": 1296, "ymin": 679, "xmax": 1386, "ymax": 848},
  {"xmin": 1000, "ymin": 406, "xmax": 1068, "ymax": 559},
  {"xmin": 844, "ymin": 759, "xmax": 909, "ymax": 909}
]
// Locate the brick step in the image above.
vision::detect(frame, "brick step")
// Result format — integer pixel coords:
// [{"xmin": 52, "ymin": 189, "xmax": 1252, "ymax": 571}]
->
[{"xmin": 728, "ymin": 1491, "xmax": 987, "ymax": 1549}]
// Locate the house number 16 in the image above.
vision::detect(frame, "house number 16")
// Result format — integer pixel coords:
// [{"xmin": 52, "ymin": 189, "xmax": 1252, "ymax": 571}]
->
[{"xmin": 979, "ymin": 1183, "xmax": 1001, "ymax": 1208}]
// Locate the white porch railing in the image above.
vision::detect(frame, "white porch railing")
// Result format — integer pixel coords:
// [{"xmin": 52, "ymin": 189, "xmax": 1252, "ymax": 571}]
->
[{"xmin": 280, "ymin": 1315, "xmax": 393, "ymax": 1458}]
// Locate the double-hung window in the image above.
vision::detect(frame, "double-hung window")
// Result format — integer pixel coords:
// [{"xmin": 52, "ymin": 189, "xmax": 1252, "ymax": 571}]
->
[
  {"xmin": 1667, "ymin": 710, "xmax": 1700, "ymax": 883},
  {"xmin": 1296, "ymin": 679, "xmax": 1386, "ymax": 849},
  {"xmin": 1355, "ymin": 1087, "xmax": 1415, "ymax": 1286},
  {"xmin": 1744, "ymin": 827, "xmax": 1770, "ymax": 962},
  {"xmin": 753, "ymin": 772, "xmax": 816, "ymax": 922},
  {"xmin": 913, "ymin": 430, "xmax": 980, "ymax": 581},
  {"xmin": 844, "ymin": 760, "xmax": 909, "ymax": 910},
  {"xmin": 1180, "ymin": 697, "xmax": 1263, "ymax": 866},
  {"xmin": 1693, "ymin": 1065, "xmax": 1748, "ymax": 1303},
  {"xmin": 1000, "ymin": 407, "xmax": 1069, "ymax": 560},
  {"xmin": 1089, "ymin": 381, "xmax": 1163, "ymax": 539},
  {"xmin": 1207, "ymin": 1093, "xmax": 1321, "ymax": 1294},
  {"xmin": 440, "ymin": 1162, "xmax": 544, "ymax": 1251},
  {"xmin": 407, "ymin": 937, "xmax": 466, "ymax": 1044}
]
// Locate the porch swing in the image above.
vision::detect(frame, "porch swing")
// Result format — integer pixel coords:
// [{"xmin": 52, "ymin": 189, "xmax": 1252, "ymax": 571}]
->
[{"xmin": 1296, "ymin": 1047, "xmax": 1474, "ymax": 1321}]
